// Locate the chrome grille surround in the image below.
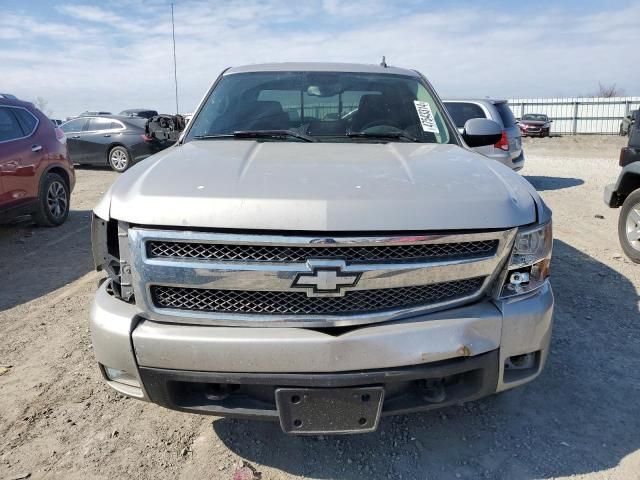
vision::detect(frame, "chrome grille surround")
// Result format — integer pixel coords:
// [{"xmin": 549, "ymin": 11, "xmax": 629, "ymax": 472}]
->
[{"xmin": 128, "ymin": 228, "xmax": 517, "ymax": 327}]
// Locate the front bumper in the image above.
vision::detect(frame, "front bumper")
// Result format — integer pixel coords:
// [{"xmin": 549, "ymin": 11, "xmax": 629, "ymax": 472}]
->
[
  {"xmin": 604, "ymin": 183, "xmax": 620, "ymax": 208},
  {"xmin": 90, "ymin": 280, "xmax": 553, "ymax": 420},
  {"xmin": 520, "ymin": 127, "xmax": 548, "ymax": 136}
]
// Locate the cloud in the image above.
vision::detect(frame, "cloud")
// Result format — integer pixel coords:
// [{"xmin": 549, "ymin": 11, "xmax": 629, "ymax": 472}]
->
[
  {"xmin": 1, "ymin": 1, "xmax": 638, "ymax": 118},
  {"xmin": 56, "ymin": 4, "xmax": 147, "ymax": 33}
]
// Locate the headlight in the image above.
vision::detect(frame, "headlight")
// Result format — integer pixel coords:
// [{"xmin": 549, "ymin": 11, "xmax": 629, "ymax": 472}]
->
[
  {"xmin": 510, "ymin": 221, "xmax": 552, "ymax": 267},
  {"xmin": 500, "ymin": 222, "xmax": 552, "ymax": 298}
]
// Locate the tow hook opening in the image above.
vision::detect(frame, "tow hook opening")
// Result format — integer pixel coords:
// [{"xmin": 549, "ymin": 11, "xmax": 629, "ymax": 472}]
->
[
  {"xmin": 205, "ymin": 383, "xmax": 237, "ymax": 401},
  {"xmin": 420, "ymin": 379, "xmax": 446, "ymax": 403},
  {"xmin": 417, "ymin": 371, "xmax": 475, "ymax": 404}
]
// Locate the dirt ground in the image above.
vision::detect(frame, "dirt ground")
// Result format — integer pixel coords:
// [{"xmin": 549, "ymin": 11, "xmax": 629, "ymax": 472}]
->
[{"xmin": 1, "ymin": 136, "xmax": 639, "ymax": 480}]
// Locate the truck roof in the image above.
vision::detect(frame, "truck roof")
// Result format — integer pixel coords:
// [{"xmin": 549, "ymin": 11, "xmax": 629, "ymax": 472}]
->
[{"xmin": 224, "ymin": 62, "xmax": 421, "ymax": 77}]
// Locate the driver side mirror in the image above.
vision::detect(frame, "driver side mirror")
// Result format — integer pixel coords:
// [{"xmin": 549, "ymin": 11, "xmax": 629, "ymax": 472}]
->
[{"xmin": 462, "ymin": 118, "xmax": 502, "ymax": 147}]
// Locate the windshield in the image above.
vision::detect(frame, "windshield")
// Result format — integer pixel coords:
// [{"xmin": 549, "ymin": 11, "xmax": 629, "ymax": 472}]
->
[
  {"xmin": 522, "ymin": 114, "xmax": 548, "ymax": 121},
  {"xmin": 185, "ymin": 71, "xmax": 452, "ymax": 144}
]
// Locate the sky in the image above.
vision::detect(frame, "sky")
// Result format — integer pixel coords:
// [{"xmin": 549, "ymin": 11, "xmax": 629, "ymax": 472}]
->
[{"xmin": 1, "ymin": 0, "xmax": 639, "ymax": 119}]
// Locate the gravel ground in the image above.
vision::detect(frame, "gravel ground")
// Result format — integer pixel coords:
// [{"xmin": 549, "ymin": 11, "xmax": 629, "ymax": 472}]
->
[{"xmin": 1, "ymin": 136, "xmax": 639, "ymax": 480}]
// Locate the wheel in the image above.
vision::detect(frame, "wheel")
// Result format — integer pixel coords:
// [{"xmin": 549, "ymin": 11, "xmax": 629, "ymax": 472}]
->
[
  {"xmin": 618, "ymin": 189, "xmax": 640, "ymax": 263},
  {"xmin": 33, "ymin": 173, "xmax": 70, "ymax": 227},
  {"xmin": 108, "ymin": 146, "xmax": 131, "ymax": 172}
]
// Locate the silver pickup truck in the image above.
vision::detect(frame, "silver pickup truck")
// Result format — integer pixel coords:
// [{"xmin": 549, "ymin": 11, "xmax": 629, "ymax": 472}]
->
[{"xmin": 90, "ymin": 62, "xmax": 554, "ymax": 435}]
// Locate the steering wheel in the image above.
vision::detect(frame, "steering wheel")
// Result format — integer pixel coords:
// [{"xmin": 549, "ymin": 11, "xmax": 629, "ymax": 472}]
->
[{"xmin": 357, "ymin": 119, "xmax": 403, "ymax": 132}]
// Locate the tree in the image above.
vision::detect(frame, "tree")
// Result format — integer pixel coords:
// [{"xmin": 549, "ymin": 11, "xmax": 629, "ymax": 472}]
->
[
  {"xmin": 32, "ymin": 96, "xmax": 54, "ymax": 117},
  {"xmin": 595, "ymin": 82, "xmax": 625, "ymax": 98}
]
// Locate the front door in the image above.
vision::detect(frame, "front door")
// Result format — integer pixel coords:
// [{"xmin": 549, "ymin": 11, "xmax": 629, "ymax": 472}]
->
[{"xmin": 0, "ymin": 106, "xmax": 38, "ymax": 210}]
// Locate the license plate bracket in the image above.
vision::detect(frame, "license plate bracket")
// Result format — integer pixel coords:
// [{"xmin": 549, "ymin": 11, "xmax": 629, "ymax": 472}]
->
[{"xmin": 275, "ymin": 386, "xmax": 384, "ymax": 435}]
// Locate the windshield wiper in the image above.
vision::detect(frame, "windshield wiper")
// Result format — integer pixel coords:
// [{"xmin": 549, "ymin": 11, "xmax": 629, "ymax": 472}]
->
[
  {"xmin": 193, "ymin": 134, "xmax": 234, "ymax": 140},
  {"xmin": 234, "ymin": 130, "xmax": 316, "ymax": 142},
  {"xmin": 346, "ymin": 131, "xmax": 421, "ymax": 142},
  {"xmin": 193, "ymin": 130, "xmax": 317, "ymax": 142}
]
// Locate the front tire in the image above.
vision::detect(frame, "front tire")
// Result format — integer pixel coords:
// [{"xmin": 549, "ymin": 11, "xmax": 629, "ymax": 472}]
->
[
  {"xmin": 618, "ymin": 189, "xmax": 640, "ymax": 264},
  {"xmin": 34, "ymin": 173, "xmax": 70, "ymax": 227},
  {"xmin": 108, "ymin": 146, "xmax": 131, "ymax": 172}
]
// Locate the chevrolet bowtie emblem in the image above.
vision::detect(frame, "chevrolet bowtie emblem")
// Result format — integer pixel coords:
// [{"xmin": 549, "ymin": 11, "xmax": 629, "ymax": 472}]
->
[{"xmin": 292, "ymin": 262, "xmax": 360, "ymax": 297}]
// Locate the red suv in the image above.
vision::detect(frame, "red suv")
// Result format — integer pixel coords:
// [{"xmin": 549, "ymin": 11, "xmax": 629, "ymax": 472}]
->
[{"xmin": 0, "ymin": 95, "xmax": 75, "ymax": 226}]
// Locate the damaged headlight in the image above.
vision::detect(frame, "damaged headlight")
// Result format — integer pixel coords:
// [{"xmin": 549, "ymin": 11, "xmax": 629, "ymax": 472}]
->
[
  {"xmin": 500, "ymin": 221, "xmax": 552, "ymax": 298},
  {"xmin": 91, "ymin": 214, "xmax": 135, "ymax": 302},
  {"xmin": 91, "ymin": 214, "xmax": 119, "ymax": 272}
]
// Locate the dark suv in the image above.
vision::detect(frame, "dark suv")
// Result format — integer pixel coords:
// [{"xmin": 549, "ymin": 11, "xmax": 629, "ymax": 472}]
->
[
  {"xmin": 0, "ymin": 96, "xmax": 75, "ymax": 226},
  {"xmin": 605, "ymin": 122, "xmax": 640, "ymax": 262}
]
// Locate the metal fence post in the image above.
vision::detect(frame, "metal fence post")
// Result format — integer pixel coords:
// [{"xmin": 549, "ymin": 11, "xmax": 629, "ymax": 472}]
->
[
  {"xmin": 520, "ymin": 102, "xmax": 524, "ymax": 120},
  {"xmin": 572, "ymin": 101, "xmax": 579, "ymax": 135}
]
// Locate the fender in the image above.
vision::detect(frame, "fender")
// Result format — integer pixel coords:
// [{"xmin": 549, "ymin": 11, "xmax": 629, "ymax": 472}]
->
[
  {"xmin": 605, "ymin": 162, "xmax": 640, "ymax": 208},
  {"xmin": 41, "ymin": 161, "xmax": 74, "ymax": 193}
]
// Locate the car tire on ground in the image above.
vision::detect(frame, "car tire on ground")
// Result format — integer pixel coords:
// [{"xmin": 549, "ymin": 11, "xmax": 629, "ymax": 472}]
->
[
  {"xmin": 108, "ymin": 146, "xmax": 132, "ymax": 172},
  {"xmin": 618, "ymin": 189, "xmax": 640, "ymax": 264},
  {"xmin": 33, "ymin": 172, "xmax": 70, "ymax": 227}
]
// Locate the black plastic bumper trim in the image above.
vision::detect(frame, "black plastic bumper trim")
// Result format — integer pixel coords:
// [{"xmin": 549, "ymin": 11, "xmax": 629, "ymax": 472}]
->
[{"xmin": 139, "ymin": 350, "xmax": 500, "ymax": 421}]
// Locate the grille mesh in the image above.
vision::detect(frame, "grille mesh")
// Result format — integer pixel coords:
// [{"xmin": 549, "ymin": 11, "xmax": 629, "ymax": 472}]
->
[
  {"xmin": 151, "ymin": 277, "xmax": 485, "ymax": 316},
  {"xmin": 147, "ymin": 240, "xmax": 498, "ymax": 264}
]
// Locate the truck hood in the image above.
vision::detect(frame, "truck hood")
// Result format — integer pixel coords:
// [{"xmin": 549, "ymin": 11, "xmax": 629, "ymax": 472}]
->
[{"xmin": 104, "ymin": 140, "xmax": 538, "ymax": 231}]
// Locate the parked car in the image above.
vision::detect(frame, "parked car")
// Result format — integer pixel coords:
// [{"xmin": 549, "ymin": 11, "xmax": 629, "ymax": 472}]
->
[
  {"xmin": 518, "ymin": 113, "xmax": 552, "ymax": 137},
  {"xmin": 50, "ymin": 118, "xmax": 63, "ymax": 126},
  {"xmin": 90, "ymin": 62, "xmax": 553, "ymax": 435},
  {"xmin": 604, "ymin": 124, "xmax": 640, "ymax": 263},
  {"xmin": 443, "ymin": 99, "xmax": 524, "ymax": 170},
  {"xmin": 119, "ymin": 109, "xmax": 159, "ymax": 119},
  {"xmin": 79, "ymin": 111, "xmax": 111, "ymax": 117},
  {"xmin": 60, "ymin": 115, "xmax": 167, "ymax": 172},
  {"xmin": 0, "ymin": 96, "xmax": 75, "ymax": 226},
  {"xmin": 619, "ymin": 110, "xmax": 637, "ymax": 136}
]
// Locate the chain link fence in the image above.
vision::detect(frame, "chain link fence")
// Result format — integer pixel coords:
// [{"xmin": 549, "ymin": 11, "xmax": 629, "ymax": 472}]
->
[{"xmin": 507, "ymin": 97, "xmax": 640, "ymax": 135}]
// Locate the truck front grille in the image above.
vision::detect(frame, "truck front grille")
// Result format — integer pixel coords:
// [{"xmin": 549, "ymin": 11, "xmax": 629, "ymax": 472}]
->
[
  {"xmin": 146, "ymin": 239, "xmax": 499, "ymax": 264},
  {"xmin": 130, "ymin": 228, "xmax": 516, "ymax": 326},
  {"xmin": 151, "ymin": 277, "xmax": 485, "ymax": 316}
]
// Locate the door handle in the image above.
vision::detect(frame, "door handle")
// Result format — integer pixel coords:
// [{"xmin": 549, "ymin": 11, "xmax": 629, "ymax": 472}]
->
[
  {"xmin": 103, "ymin": 134, "xmax": 111, "ymax": 137},
  {"xmin": 71, "ymin": 135, "xmax": 80, "ymax": 139},
  {"xmin": 31, "ymin": 144, "xmax": 43, "ymax": 152}
]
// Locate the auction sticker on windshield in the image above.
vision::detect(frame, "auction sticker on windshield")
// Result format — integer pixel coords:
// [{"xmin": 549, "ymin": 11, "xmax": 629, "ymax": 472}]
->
[{"xmin": 414, "ymin": 101, "xmax": 439, "ymax": 133}]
